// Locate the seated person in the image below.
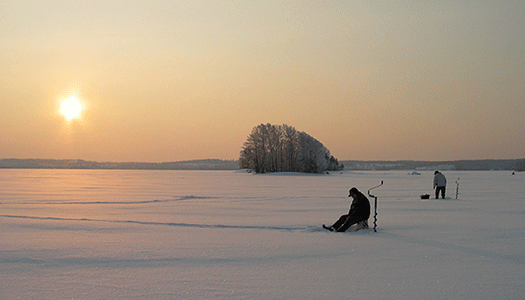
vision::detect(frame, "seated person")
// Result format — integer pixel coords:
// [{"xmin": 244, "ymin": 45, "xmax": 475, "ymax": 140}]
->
[{"xmin": 323, "ymin": 187, "xmax": 370, "ymax": 232}]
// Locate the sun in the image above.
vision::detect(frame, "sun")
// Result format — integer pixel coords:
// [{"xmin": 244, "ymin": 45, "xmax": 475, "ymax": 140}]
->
[{"xmin": 60, "ymin": 97, "xmax": 83, "ymax": 120}]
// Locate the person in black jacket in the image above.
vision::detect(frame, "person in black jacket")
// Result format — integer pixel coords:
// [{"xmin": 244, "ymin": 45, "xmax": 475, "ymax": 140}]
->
[{"xmin": 323, "ymin": 187, "xmax": 371, "ymax": 232}]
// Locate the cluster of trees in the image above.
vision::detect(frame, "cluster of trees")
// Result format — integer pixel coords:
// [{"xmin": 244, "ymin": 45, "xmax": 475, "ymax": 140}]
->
[{"xmin": 239, "ymin": 123, "xmax": 343, "ymax": 173}]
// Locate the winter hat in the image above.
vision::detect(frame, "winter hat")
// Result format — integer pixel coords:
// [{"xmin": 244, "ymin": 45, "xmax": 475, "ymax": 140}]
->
[
  {"xmin": 434, "ymin": 170, "xmax": 439, "ymax": 175},
  {"xmin": 349, "ymin": 187, "xmax": 359, "ymax": 196}
]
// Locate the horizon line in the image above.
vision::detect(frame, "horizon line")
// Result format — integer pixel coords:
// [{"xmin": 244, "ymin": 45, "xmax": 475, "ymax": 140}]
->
[{"xmin": 1, "ymin": 157, "xmax": 523, "ymax": 164}]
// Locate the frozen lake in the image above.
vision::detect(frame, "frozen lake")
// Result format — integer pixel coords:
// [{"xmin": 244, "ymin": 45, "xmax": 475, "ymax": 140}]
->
[{"xmin": 1, "ymin": 169, "xmax": 523, "ymax": 299}]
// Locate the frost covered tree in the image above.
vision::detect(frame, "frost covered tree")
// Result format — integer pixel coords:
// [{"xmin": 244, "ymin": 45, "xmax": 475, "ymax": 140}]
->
[{"xmin": 239, "ymin": 123, "xmax": 343, "ymax": 173}]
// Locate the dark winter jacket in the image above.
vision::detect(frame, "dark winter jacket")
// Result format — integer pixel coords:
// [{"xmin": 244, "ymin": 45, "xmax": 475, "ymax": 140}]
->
[{"xmin": 348, "ymin": 191, "xmax": 371, "ymax": 220}]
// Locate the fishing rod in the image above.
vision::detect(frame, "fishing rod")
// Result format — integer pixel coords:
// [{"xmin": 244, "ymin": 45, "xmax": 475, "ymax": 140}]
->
[{"xmin": 368, "ymin": 180, "xmax": 383, "ymax": 232}]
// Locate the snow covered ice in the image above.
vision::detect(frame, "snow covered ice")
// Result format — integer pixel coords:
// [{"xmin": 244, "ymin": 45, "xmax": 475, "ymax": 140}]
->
[{"xmin": 1, "ymin": 169, "xmax": 524, "ymax": 299}]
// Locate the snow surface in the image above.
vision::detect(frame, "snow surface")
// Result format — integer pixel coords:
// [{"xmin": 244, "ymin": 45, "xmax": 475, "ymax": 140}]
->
[{"xmin": 1, "ymin": 169, "xmax": 524, "ymax": 299}]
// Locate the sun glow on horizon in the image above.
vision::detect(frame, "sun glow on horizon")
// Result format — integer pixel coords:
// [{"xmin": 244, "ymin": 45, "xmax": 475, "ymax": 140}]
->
[{"xmin": 60, "ymin": 97, "xmax": 83, "ymax": 120}]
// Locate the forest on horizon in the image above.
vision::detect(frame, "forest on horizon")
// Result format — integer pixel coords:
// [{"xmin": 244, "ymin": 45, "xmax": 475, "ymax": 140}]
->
[{"xmin": 1, "ymin": 158, "xmax": 523, "ymax": 171}]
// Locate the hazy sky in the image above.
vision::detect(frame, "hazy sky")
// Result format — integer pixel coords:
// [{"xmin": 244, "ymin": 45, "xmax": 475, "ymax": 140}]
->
[{"xmin": 2, "ymin": 1, "xmax": 524, "ymax": 162}]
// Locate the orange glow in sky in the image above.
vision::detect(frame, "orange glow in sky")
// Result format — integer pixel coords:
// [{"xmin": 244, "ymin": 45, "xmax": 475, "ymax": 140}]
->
[{"xmin": 1, "ymin": 1, "xmax": 524, "ymax": 162}]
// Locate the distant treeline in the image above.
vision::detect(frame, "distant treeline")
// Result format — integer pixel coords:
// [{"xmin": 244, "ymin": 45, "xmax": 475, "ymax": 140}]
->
[
  {"xmin": 340, "ymin": 159, "xmax": 525, "ymax": 171},
  {"xmin": 0, "ymin": 159, "xmax": 239, "ymax": 170},
  {"xmin": 1, "ymin": 158, "xmax": 524, "ymax": 171}
]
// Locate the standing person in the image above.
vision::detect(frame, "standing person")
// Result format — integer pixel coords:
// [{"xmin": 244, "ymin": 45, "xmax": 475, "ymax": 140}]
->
[
  {"xmin": 433, "ymin": 171, "xmax": 447, "ymax": 199},
  {"xmin": 323, "ymin": 187, "xmax": 371, "ymax": 232}
]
